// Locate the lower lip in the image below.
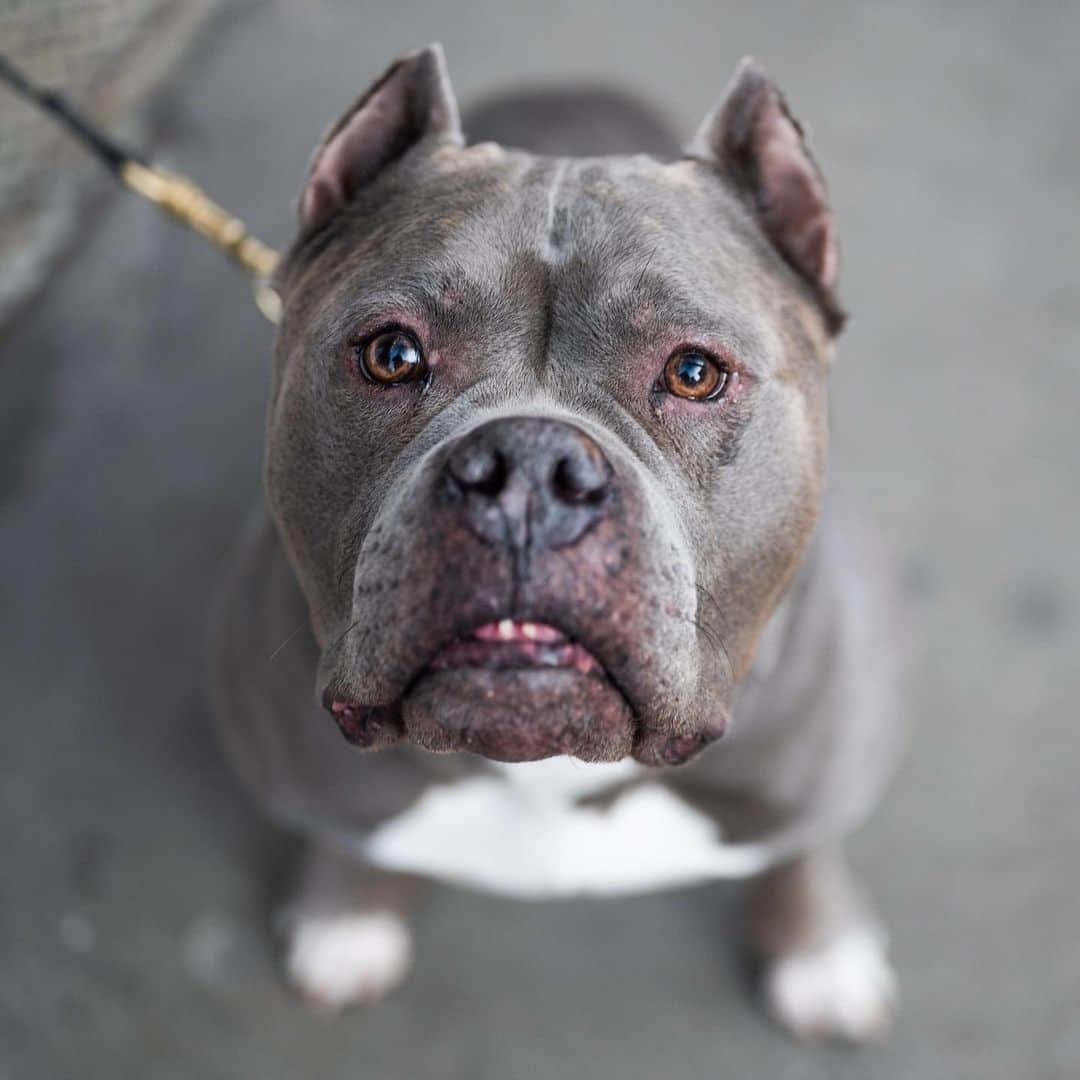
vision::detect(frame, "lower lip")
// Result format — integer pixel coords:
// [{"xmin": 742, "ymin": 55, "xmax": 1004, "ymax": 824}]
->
[{"xmin": 402, "ymin": 664, "xmax": 634, "ymax": 762}]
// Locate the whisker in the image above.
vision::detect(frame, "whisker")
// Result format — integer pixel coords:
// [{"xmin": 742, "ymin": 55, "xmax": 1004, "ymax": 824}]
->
[
  {"xmin": 265, "ymin": 599, "xmax": 340, "ymax": 664},
  {"xmin": 685, "ymin": 614, "xmax": 719, "ymax": 656},
  {"xmin": 684, "ymin": 606, "xmax": 735, "ymax": 681},
  {"xmin": 694, "ymin": 583, "xmax": 735, "ymax": 679},
  {"xmin": 266, "ymin": 622, "xmax": 306, "ymax": 663},
  {"xmin": 633, "ymin": 245, "xmax": 659, "ymax": 294},
  {"xmin": 695, "ymin": 581, "xmax": 721, "ymax": 616},
  {"xmin": 328, "ymin": 616, "xmax": 363, "ymax": 655}
]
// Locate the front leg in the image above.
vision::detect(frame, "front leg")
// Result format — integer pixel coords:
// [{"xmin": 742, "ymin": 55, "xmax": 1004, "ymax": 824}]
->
[
  {"xmin": 744, "ymin": 846, "xmax": 897, "ymax": 1042},
  {"xmin": 277, "ymin": 842, "xmax": 420, "ymax": 1010}
]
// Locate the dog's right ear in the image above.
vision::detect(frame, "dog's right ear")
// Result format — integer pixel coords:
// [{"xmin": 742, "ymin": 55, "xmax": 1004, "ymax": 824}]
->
[{"xmin": 298, "ymin": 43, "xmax": 462, "ymax": 236}]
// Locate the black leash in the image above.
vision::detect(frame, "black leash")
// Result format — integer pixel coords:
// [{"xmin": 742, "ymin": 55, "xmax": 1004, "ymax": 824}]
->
[{"xmin": 0, "ymin": 52, "xmax": 281, "ymax": 322}]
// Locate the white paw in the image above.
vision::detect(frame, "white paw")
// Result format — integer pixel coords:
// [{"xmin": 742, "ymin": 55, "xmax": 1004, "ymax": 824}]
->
[
  {"xmin": 763, "ymin": 928, "xmax": 897, "ymax": 1042},
  {"xmin": 284, "ymin": 910, "xmax": 413, "ymax": 1009}
]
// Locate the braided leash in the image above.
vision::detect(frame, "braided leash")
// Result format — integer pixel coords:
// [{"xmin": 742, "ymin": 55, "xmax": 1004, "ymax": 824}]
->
[{"xmin": 0, "ymin": 52, "xmax": 282, "ymax": 323}]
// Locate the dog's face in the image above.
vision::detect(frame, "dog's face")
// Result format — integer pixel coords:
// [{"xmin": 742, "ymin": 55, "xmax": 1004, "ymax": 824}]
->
[{"xmin": 266, "ymin": 47, "xmax": 842, "ymax": 766}]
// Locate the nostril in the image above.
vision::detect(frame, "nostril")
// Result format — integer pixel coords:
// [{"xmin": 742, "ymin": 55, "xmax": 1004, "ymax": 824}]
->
[
  {"xmin": 552, "ymin": 453, "xmax": 609, "ymax": 506},
  {"xmin": 449, "ymin": 445, "xmax": 507, "ymax": 498},
  {"xmin": 447, "ymin": 419, "xmax": 612, "ymax": 550}
]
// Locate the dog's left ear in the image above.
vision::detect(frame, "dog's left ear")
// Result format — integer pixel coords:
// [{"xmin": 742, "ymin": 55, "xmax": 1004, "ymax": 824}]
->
[
  {"xmin": 688, "ymin": 58, "xmax": 844, "ymax": 332},
  {"xmin": 298, "ymin": 43, "xmax": 462, "ymax": 235}
]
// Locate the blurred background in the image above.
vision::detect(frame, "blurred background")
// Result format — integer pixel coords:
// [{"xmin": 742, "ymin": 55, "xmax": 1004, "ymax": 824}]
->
[{"xmin": 0, "ymin": 1, "xmax": 1076, "ymax": 1077}]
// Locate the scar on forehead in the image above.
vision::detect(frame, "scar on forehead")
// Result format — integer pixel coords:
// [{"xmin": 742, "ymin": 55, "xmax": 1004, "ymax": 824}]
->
[
  {"xmin": 435, "ymin": 212, "xmax": 467, "ymax": 234},
  {"xmin": 438, "ymin": 285, "xmax": 474, "ymax": 309},
  {"xmin": 659, "ymin": 160, "xmax": 707, "ymax": 190},
  {"xmin": 629, "ymin": 301, "xmax": 657, "ymax": 330},
  {"xmin": 431, "ymin": 141, "xmax": 508, "ymax": 169},
  {"xmin": 426, "ymin": 143, "xmax": 515, "ymax": 200},
  {"xmin": 580, "ymin": 173, "xmax": 622, "ymax": 202}
]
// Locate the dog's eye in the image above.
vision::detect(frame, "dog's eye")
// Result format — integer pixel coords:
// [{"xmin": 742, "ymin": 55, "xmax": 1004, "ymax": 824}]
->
[
  {"xmin": 663, "ymin": 349, "xmax": 729, "ymax": 401},
  {"xmin": 358, "ymin": 330, "xmax": 427, "ymax": 385}
]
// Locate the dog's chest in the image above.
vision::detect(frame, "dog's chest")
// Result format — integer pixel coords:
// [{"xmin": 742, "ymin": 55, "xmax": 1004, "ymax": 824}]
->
[{"xmin": 362, "ymin": 756, "xmax": 772, "ymax": 897}]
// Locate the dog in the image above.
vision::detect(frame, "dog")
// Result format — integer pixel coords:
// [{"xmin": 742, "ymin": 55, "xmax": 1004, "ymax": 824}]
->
[{"xmin": 212, "ymin": 44, "xmax": 900, "ymax": 1040}]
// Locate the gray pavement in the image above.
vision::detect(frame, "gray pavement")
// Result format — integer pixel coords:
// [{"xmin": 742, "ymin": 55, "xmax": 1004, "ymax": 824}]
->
[{"xmin": 1, "ymin": 2, "xmax": 1078, "ymax": 1077}]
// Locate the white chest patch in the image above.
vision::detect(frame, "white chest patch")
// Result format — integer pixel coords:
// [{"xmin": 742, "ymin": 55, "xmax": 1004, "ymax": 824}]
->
[{"xmin": 363, "ymin": 757, "xmax": 776, "ymax": 898}]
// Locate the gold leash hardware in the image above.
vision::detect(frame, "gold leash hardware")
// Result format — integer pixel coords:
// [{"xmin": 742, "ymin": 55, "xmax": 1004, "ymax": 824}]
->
[{"xmin": 120, "ymin": 160, "xmax": 282, "ymax": 323}]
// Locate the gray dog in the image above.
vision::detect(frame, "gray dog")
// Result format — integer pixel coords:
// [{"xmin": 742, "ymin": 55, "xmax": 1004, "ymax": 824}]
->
[{"xmin": 212, "ymin": 44, "xmax": 899, "ymax": 1040}]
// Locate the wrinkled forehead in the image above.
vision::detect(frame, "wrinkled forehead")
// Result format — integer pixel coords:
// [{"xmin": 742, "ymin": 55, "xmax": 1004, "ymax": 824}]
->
[{"xmin": 291, "ymin": 145, "xmax": 796, "ymax": 357}]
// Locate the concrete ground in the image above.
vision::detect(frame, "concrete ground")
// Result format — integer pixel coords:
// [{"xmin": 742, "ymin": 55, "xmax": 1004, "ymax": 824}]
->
[{"xmin": 1, "ymin": 2, "xmax": 1077, "ymax": 1077}]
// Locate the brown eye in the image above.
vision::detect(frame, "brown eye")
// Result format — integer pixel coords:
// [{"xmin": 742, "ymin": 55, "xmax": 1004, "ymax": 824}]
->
[
  {"xmin": 663, "ymin": 349, "xmax": 729, "ymax": 401},
  {"xmin": 358, "ymin": 330, "xmax": 426, "ymax": 385}
]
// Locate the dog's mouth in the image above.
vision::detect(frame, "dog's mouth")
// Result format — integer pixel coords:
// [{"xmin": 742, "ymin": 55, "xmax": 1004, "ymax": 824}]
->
[
  {"xmin": 325, "ymin": 615, "xmax": 636, "ymax": 763},
  {"xmin": 405, "ymin": 615, "xmax": 632, "ymax": 762},
  {"xmin": 427, "ymin": 619, "xmax": 602, "ymax": 675}
]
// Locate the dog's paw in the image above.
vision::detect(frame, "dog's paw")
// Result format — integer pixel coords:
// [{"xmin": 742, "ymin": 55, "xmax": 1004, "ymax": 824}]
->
[
  {"xmin": 283, "ymin": 910, "xmax": 413, "ymax": 1010},
  {"xmin": 762, "ymin": 928, "xmax": 897, "ymax": 1042}
]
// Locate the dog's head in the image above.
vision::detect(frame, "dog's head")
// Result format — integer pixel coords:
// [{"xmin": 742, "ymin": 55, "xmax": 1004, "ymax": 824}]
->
[{"xmin": 266, "ymin": 45, "xmax": 841, "ymax": 766}]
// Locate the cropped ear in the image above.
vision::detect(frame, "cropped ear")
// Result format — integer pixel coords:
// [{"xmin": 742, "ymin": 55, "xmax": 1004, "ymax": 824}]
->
[
  {"xmin": 687, "ymin": 58, "xmax": 844, "ymax": 332},
  {"xmin": 299, "ymin": 43, "xmax": 462, "ymax": 235}
]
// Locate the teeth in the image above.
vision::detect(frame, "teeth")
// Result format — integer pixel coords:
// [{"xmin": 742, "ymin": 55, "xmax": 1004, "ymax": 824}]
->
[{"xmin": 471, "ymin": 619, "xmax": 567, "ymax": 644}]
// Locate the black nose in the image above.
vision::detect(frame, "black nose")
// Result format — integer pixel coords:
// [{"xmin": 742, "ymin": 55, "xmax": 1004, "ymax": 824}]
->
[{"xmin": 445, "ymin": 417, "xmax": 613, "ymax": 551}]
